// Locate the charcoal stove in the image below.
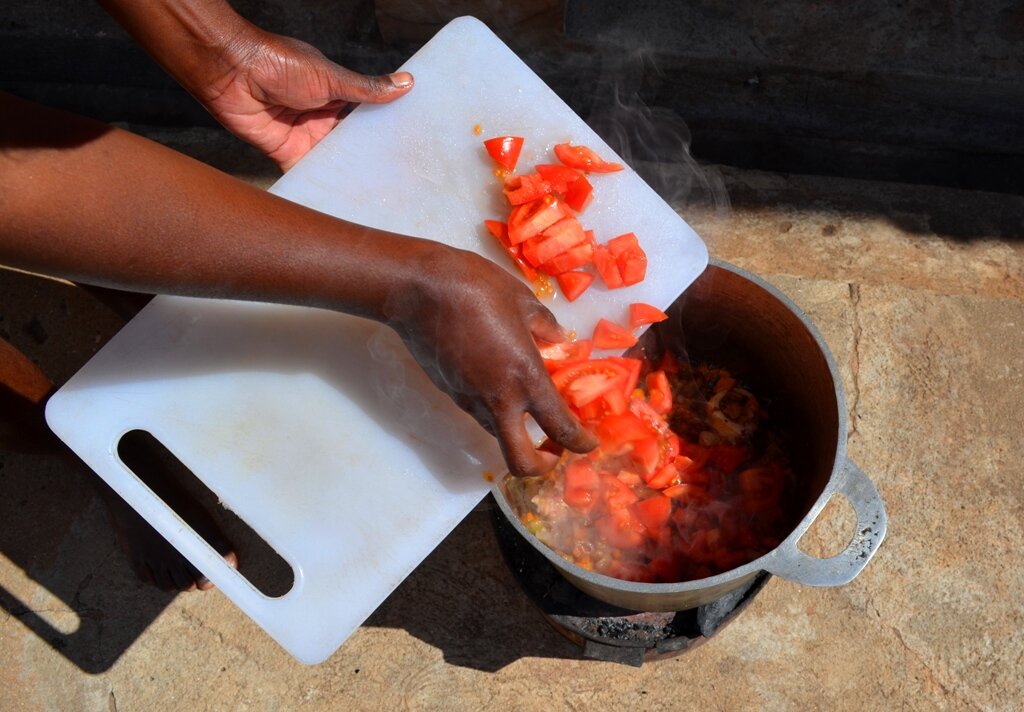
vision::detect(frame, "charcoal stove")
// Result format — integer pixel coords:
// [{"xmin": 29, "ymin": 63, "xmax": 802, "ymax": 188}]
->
[{"xmin": 491, "ymin": 502, "xmax": 770, "ymax": 667}]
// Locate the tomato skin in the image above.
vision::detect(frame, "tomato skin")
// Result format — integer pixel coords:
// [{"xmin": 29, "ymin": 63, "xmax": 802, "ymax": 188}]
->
[
  {"xmin": 554, "ymin": 142, "xmax": 624, "ymax": 173},
  {"xmin": 484, "ymin": 136, "xmax": 525, "ymax": 171},
  {"xmin": 629, "ymin": 302, "xmax": 669, "ymax": 329},
  {"xmin": 555, "ymin": 270, "xmax": 594, "ymax": 302},
  {"xmin": 593, "ymin": 318, "xmax": 638, "ymax": 350}
]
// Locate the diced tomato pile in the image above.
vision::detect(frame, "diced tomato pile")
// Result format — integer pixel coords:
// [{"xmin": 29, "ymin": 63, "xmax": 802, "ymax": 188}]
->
[
  {"xmin": 505, "ymin": 349, "xmax": 797, "ymax": 583},
  {"xmin": 481, "ymin": 136, "xmax": 647, "ymax": 303}
]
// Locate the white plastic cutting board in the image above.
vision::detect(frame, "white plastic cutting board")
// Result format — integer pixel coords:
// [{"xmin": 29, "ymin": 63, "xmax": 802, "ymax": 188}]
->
[{"xmin": 45, "ymin": 16, "xmax": 707, "ymax": 664}]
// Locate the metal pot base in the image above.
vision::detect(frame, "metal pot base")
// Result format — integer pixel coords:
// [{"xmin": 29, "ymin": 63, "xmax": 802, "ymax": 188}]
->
[{"xmin": 492, "ymin": 505, "xmax": 770, "ymax": 667}]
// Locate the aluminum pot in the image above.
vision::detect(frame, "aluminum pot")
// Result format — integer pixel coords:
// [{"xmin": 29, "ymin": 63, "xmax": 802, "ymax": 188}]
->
[{"xmin": 493, "ymin": 259, "xmax": 887, "ymax": 611}]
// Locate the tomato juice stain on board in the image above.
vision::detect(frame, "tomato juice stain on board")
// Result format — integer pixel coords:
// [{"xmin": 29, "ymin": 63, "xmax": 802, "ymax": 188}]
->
[
  {"xmin": 473, "ymin": 123, "xmax": 482, "ymax": 135},
  {"xmin": 482, "ymin": 470, "xmax": 496, "ymax": 483}
]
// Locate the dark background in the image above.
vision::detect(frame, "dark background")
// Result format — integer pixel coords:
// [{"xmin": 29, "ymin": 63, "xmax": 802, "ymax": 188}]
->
[{"xmin": 2, "ymin": 0, "xmax": 1022, "ymax": 194}]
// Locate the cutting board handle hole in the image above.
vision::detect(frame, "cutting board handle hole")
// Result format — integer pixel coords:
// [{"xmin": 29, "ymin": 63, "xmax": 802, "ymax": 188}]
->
[{"xmin": 117, "ymin": 430, "xmax": 295, "ymax": 598}]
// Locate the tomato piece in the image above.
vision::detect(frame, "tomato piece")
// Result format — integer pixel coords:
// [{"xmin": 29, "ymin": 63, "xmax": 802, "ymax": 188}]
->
[
  {"xmin": 592, "ymin": 244, "xmax": 624, "ymax": 289},
  {"xmin": 645, "ymin": 463, "xmax": 679, "ymax": 489},
  {"xmin": 609, "ymin": 357, "xmax": 643, "ymax": 397},
  {"xmin": 592, "ymin": 318, "xmax": 638, "ymax": 350},
  {"xmin": 606, "ymin": 233, "xmax": 648, "ymax": 286},
  {"xmin": 483, "ymin": 220, "xmax": 538, "ymax": 282},
  {"xmin": 551, "ymin": 359, "xmax": 631, "ymax": 409},
  {"xmin": 617, "ymin": 247, "xmax": 648, "ymax": 286},
  {"xmin": 633, "ymin": 495, "xmax": 672, "ymax": 533},
  {"xmin": 563, "ymin": 458, "xmax": 601, "ymax": 514},
  {"xmin": 554, "ymin": 142, "xmax": 624, "ymax": 173},
  {"xmin": 645, "ymin": 370, "xmax": 672, "ymax": 415},
  {"xmin": 629, "ymin": 303, "xmax": 669, "ymax": 329},
  {"xmin": 484, "ymin": 135, "xmax": 524, "ymax": 171},
  {"xmin": 534, "ymin": 163, "xmax": 584, "ymax": 193},
  {"xmin": 541, "ymin": 241, "xmax": 594, "ymax": 275},
  {"xmin": 607, "ymin": 232, "xmax": 640, "ymax": 256},
  {"xmin": 596, "ymin": 509, "xmax": 646, "ymax": 549},
  {"xmin": 595, "ymin": 411, "xmax": 653, "ymax": 453},
  {"xmin": 503, "ymin": 173, "xmax": 551, "ymax": 205},
  {"xmin": 507, "ymin": 194, "xmax": 564, "ymax": 245},
  {"xmin": 601, "ymin": 472, "xmax": 640, "ymax": 512},
  {"xmin": 532, "ymin": 216, "xmax": 587, "ymax": 264},
  {"xmin": 631, "ymin": 436, "xmax": 661, "ymax": 474},
  {"xmin": 564, "ymin": 173, "xmax": 594, "ymax": 212},
  {"xmin": 555, "ymin": 270, "xmax": 594, "ymax": 302},
  {"xmin": 537, "ymin": 338, "xmax": 592, "ymax": 373}
]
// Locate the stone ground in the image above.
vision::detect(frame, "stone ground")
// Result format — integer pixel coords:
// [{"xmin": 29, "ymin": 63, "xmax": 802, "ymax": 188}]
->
[{"xmin": 1, "ymin": 127, "xmax": 1022, "ymax": 711}]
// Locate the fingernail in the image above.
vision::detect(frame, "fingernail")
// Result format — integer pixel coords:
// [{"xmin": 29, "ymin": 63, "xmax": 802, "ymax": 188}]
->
[{"xmin": 389, "ymin": 71, "xmax": 414, "ymax": 89}]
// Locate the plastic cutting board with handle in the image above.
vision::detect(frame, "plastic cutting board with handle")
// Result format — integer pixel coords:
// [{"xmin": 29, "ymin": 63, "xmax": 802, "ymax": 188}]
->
[{"xmin": 45, "ymin": 17, "xmax": 707, "ymax": 664}]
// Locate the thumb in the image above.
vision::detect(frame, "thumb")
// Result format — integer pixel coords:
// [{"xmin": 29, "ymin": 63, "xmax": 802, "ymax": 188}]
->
[{"xmin": 320, "ymin": 63, "xmax": 414, "ymax": 104}]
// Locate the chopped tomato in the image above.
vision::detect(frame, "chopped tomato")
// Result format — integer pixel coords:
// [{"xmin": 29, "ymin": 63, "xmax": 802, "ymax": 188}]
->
[
  {"xmin": 592, "ymin": 245, "xmax": 624, "ymax": 289},
  {"xmin": 507, "ymin": 195, "xmax": 564, "ymax": 245},
  {"xmin": 554, "ymin": 142, "xmax": 624, "ymax": 173},
  {"xmin": 537, "ymin": 338, "xmax": 592, "ymax": 373},
  {"xmin": 633, "ymin": 495, "xmax": 672, "ymax": 533},
  {"xmin": 563, "ymin": 458, "xmax": 600, "ymax": 514},
  {"xmin": 483, "ymin": 220, "xmax": 538, "ymax": 281},
  {"xmin": 555, "ymin": 270, "xmax": 594, "ymax": 302},
  {"xmin": 595, "ymin": 509, "xmax": 646, "ymax": 549},
  {"xmin": 484, "ymin": 136, "xmax": 524, "ymax": 171},
  {"xmin": 645, "ymin": 463, "xmax": 679, "ymax": 490},
  {"xmin": 595, "ymin": 411, "xmax": 653, "ymax": 453},
  {"xmin": 534, "ymin": 163, "xmax": 583, "ymax": 192},
  {"xmin": 503, "ymin": 173, "xmax": 550, "ymax": 205},
  {"xmin": 608, "ymin": 357, "xmax": 643, "ymax": 396},
  {"xmin": 629, "ymin": 303, "xmax": 669, "ymax": 329},
  {"xmin": 530, "ymin": 216, "xmax": 587, "ymax": 264},
  {"xmin": 541, "ymin": 242, "xmax": 594, "ymax": 275},
  {"xmin": 630, "ymin": 436, "xmax": 661, "ymax": 474},
  {"xmin": 645, "ymin": 370, "xmax": 672, "ymax": 415},
  {"xmin": 601, "ymin": 473, "xmax": 640, "ymax": 512},
  {"xmin": 564, "ymin": 173, "xmax": 593, "ymax": 212},
  {"xmin": 592, "ymin": 318, "xmax": 638, "ymax": 350},
  {"xmin": 551, "ymin": 359, "xmax": 632, "ymax": 409},
  {"xmin": 606, "ymin": 233, "xmax": 647, "ymax": 286}
]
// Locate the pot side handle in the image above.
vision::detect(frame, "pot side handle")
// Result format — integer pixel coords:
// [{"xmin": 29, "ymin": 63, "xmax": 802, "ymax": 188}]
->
[{"xmin": 763, "ymin": 458, "xmax": 887, "ymax": 587}]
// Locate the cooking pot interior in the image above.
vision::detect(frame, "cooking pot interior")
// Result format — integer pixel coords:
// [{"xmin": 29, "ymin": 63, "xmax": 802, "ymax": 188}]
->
[{"xmin": 640, "ymin": 264, "xmax": 841, "ymax": 522}]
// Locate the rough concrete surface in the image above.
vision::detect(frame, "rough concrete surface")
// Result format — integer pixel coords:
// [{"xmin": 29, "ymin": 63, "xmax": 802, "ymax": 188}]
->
[{"xmin": 1, "ymin": 125, "xmax": 1022, "ymax": 711}]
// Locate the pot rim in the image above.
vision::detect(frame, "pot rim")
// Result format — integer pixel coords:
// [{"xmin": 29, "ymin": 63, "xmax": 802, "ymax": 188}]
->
[{"xmin": 492, "ymin": 258, "xmax": 850, "ymax": 595}]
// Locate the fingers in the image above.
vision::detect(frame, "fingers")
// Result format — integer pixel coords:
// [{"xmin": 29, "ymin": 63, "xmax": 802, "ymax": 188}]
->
[
  {"xmin": 494, "ymin": 411, "xmax": 561, "ymax": 478},
  {"xmin": 322, "ymin": 64, "xmax": 414, "ymax": 104},
  {"xmin": 527, "ymin": 304, "xmax": 568, "ymax": 345},
  {"xmin": 529, "ymin": 383, "xmax": 599, "ymax": 455}
]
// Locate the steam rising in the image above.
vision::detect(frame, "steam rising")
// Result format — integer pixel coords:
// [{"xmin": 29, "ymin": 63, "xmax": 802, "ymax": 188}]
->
[{"xmin": 584, "ymin": 50, "xmax": 731, "ymax": 225}]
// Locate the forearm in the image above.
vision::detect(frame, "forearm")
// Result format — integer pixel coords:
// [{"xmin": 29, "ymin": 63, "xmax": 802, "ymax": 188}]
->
[
  {"xmin": 96, "ymin": 0, "xmax": 252, "ymax": 99},
  {"xmin": 0, "ymin": 91, "xmax": 432, "ymax": 321}
]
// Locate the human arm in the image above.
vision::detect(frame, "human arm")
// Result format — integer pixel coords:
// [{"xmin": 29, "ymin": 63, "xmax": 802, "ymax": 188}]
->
[
  {"xmin": 96, "ymin": 0, "xmax": 413, "ymax": 171},
  {"xmin": 0, "ymin": 92, "xmax": 596, "ymax": 475}
]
